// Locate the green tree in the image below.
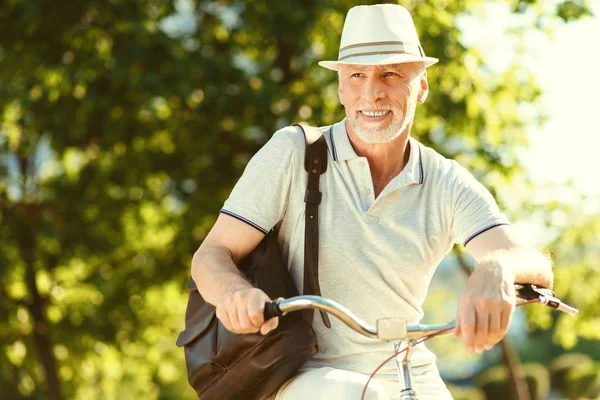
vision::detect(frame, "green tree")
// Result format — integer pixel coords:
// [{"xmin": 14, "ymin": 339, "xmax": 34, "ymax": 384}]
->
[
  {"xmin": 526, "ymin": 211, "xmax": 600, "ymax": 348},
  {"xmin": 0, "ymin": 0, "xmax": 593, "ymax": 399}
]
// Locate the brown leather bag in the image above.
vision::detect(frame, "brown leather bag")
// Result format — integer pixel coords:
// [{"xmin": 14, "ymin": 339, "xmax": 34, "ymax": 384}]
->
[{"xmin": 176, "ymin": 124, "xmax": 329, "ymax": 399}]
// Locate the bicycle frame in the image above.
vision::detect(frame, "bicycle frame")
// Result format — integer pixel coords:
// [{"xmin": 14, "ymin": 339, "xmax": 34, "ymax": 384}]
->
[{"xmin": 263, "ymin": 284, "xmax": 578, "ymax": 400}]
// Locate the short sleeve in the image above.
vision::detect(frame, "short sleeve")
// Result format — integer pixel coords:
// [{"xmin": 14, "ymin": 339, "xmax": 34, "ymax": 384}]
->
[
  {"xmin": 448, "ymin": 161, "xmax": 510, "ymax": 246},
  {"xmin": 221, "ymin": 127, "xmax": 304, "ymax": 234}
]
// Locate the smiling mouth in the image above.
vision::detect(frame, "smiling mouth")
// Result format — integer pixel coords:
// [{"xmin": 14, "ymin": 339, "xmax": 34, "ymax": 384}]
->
[{"xmin": 360, "ymin": 110, "xmax": 391, "ymax": 118}]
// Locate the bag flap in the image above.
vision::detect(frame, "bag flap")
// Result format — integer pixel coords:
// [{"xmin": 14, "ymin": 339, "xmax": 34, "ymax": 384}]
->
[{"xmin": 176, "ymin": 309, "xmax": 216, "ymax": 347}]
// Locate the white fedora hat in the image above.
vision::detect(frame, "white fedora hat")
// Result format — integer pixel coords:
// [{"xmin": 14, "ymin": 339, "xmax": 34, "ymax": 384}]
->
[{"xmin": 318, "ymin": 4, "xmax": 438, "ymax": 71}]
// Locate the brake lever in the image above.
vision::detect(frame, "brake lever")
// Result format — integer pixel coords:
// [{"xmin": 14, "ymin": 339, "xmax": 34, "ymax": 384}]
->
[{"xmin": 515, "ymin": 284, "xmax": 578, "ymax": 316}]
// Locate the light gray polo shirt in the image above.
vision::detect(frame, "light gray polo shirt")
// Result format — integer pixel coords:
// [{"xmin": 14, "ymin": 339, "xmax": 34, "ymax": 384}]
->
[{"xmin": 221, "ymin": 119, "xmax": 509, "ymax": 374}]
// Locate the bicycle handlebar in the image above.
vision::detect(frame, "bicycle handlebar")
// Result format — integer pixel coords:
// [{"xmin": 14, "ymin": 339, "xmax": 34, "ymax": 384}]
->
[{"xmin": 263, "ymin": 284, "xmax": 578, "ymax": 341}]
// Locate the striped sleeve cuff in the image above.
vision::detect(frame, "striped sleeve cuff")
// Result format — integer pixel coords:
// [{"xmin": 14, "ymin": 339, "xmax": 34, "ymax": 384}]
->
[
  {"xmin": 220, "ymin": 209, "xmax": 268, "ymax": 235},
  {"xmin": 463, "ymin": 223, "xmax": 510, "ymax": 247}
]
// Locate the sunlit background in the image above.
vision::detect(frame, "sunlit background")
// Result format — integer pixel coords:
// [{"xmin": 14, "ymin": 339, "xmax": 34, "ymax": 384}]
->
[
  {"xmin": 427, "ymin": 0, "xmax": 600, "ymax": 392},
  {"xmin": 459, "ymin": 0, "xmax": 600, "ymax": 246}
]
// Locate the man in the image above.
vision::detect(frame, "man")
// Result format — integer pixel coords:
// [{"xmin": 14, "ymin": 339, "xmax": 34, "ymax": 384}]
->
[{"xmin": 192, "ymin": 4, "xmax": 553, "ymax": 399}]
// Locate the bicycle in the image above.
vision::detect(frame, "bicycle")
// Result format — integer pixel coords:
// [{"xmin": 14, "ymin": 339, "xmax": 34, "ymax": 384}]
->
[{"xmin": 263, "ymin": 284, "xmax": 578, "ymax": 400}]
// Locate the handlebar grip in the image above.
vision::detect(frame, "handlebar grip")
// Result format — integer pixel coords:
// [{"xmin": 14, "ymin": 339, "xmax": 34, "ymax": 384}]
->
[
  {"xmin": 515, "ymin": 284, "xmax": 554, "ymax": 300},
  {"xmin": 263, "ymin": 298, "xmax": 284, "ymax": 321}
]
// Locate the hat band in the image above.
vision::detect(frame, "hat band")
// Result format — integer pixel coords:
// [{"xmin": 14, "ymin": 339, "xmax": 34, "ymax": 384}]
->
[{"xmin": 338, "ymin": 41, "xmax": 424, "ymax": 61}]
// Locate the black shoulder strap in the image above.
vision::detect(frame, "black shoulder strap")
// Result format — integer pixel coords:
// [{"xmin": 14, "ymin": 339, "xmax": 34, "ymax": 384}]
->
[{"xmin": 293, "ymin": 123, "xmax": 331, "ymax": 329}]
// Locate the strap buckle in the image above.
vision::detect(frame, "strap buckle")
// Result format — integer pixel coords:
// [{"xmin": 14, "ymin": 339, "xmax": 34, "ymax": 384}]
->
[{"xmin": 304, "ymin": 190, "xmax": 322, "ymax": 205}]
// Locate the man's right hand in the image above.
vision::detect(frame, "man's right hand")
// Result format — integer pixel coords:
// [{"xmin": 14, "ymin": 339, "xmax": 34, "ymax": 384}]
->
[{"xmin": 215, "ymin": 288, "xmax": 279, "ymax": 335}]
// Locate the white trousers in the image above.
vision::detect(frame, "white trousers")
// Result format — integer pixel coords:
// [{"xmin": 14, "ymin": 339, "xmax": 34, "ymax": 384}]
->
[{"xmin": 268, "ymin": 364, "xmax": 453, "ymax": 400}]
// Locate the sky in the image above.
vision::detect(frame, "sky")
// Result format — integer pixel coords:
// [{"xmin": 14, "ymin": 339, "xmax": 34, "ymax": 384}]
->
[
  {"xmin": 525, "ymin": 12, "xmax": 600, "ymax": 197},
  {"xmin": 458, "ymin": 1, "xmax": 600, "ymax": 195}
]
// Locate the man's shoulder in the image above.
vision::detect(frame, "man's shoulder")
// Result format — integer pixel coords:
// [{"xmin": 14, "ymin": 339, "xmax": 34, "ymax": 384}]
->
[
  {"xmin": 268, "ymin": 124, "xmax": 305, "ymax": 147},
  {"xmin": 266, "ymin": 123, "xmax": 332, "ymax": 157},
  {"xmin": 414, "ymin": 140, "xmax": 482, "ymax": 196},
  {"xmin": 416, "ymin": 140, "xmax": 486, "ymax": 200}
]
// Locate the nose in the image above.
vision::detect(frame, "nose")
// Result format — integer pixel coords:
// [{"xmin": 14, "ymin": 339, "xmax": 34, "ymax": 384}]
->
[{"xmin": 362, "ymin": 76, "xmax": 385, "ymax": 103}]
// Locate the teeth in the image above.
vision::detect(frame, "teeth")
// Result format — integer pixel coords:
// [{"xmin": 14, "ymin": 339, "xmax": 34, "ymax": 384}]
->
[{"xmin": 362, "ymin": 110, "xmax": 389, "ymax": 117}]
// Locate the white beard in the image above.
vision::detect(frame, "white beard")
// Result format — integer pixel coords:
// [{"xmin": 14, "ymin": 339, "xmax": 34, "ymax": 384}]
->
[{"xmin": 351, "ymin": 102, "xmax": 417, "ymax": 144}]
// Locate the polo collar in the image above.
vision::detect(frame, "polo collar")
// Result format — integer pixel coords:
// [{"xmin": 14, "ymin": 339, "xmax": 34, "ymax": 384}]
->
[{"xmin": 328, "ymin": 119, "xmax": 424, "ymax": 185}]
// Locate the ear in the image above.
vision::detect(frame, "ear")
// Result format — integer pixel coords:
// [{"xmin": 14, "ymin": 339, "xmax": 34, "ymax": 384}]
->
[{"xmin": 417, "ymin": 71, "xmax": 429, "ymax": 104}]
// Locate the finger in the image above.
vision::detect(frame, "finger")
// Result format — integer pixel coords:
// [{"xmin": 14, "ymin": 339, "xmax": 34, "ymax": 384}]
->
[
  {"xmin": 453, "ymin": 313, "xmax": 461, "ymax": 337},
  {"xmin": 247, "ymin": 294, "xmax": 265, "ymax": 329},
  {"xmin": 268, "ymin": 316, "xmax": 279, "ymax": 331},
  {"xmin": 237, "ymin": 301, "xmax": 256, "ymax": 333},
  {"xmin": 460, "ymin": 304, "xmax": 476, "ymax": 353},
  {"xmin": 474, "ymin": 307, "xmax": 489, "ymax": 353},
  {"xmin": 501, "ymin": 303, "xmax": 514, "ymax": 335},
  {"xmin": 486, "ymin": 309, "xmax": 501, "ymax": 349},
  {"xmin": 216, "ymin": 306, "xmax": 233, "ymax": 332},
  {"xmin": 260, "ymin": 317, "xmax": 279, "ymax": 335},
  {"xmin": 227, "ymin": 303, "xmax": 242, "ymax": 333}
]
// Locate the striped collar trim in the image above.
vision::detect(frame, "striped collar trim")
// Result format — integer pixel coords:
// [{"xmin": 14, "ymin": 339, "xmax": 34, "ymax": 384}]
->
[
  {"xmin": 328, "ymin": 119, "xmax": 351, "ymax": 161},
  {"xmin": 328, "ymin": 119, "xmax": 424, "ymax": 185},
  {"xmin": 402, "ymin": 137, "xmax": 424, "ymax": 185}
]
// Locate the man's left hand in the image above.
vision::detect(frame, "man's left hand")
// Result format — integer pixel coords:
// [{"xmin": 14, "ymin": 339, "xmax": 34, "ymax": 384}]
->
[{"xmin": 453, "ymin": 260, "xmax": 516, "ymax": 353}]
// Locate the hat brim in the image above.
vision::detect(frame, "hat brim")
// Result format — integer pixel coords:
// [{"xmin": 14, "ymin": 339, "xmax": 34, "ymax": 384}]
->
[{"xmin": 318, "ymin": 53, "xmax": 438, "ymax": 71}]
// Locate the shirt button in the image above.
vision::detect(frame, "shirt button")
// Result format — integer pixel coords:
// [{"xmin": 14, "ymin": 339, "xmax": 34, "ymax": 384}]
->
[
  {"xmin": 363, "ymin": 188, "xmax": 371, "ymax": 195},
  {"xmin": 359, "ymin": 161, "xmax": 366, "ymax": 167}
]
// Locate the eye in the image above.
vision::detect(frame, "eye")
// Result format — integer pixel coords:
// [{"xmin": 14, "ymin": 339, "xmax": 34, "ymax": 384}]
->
[
  {"xmin": 383, "ymin": 71, "xmax": 399, "ymax": 77},
  {"xmin": 350, "ymin": 72, "xmax": 362, "ymax": 78}
]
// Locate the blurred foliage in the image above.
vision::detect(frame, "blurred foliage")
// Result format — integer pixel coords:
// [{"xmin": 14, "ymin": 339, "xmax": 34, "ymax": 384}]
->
[
  {"xmin": 446, "ymin": 383, "xmax": 486, "ymax": 400},
  {"xmin": 524, "ymin": 363, "xmax": 551, "ymax": 400},
  {"xmin": 548, "ymin": 352, "xmax": 600, "ymax": 399},
  {"xmin": 475, "ymin": 363, "xmax": 516, "ymax": 400},
  {"xmin": 525, "ymin": 213, "xmax": 600, "ymax": 349},
  {"xmin": 0, "ymin": 0, "xmax": 596, "ymax": 398},
  {"xmin": 476, "ymin": 358, "xmax": 600, "ymax": 400},
  {"xmin": 564, "ymin": 362, "xmax": 600, "ymax": 400},
  {"xmin": 550, "ymin": 352, "xmax": 594, "ymax": 393},
  {"xmin": 475, "ymin": 362, "xmax": 550, "ymax": 400}
]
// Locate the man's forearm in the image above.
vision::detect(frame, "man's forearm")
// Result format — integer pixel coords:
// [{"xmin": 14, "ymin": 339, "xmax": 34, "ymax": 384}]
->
[
  {"xmin": 191, "ymin": 242, "xmax": 254, "ymax": 306},
  {"xmin": 480, "ymin": 248, "xmax": 554, "ymax": 289}
]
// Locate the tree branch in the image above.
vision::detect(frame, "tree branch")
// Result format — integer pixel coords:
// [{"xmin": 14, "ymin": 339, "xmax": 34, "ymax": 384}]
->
[{"xmin": 21, "ymin": 205, "xmax": 64, "ymax": 400}]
